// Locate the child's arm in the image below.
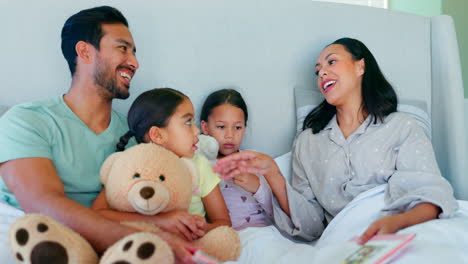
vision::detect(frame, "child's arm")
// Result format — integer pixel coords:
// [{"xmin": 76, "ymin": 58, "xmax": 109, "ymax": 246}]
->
[
  {"xmin": 359, "ymin": 202, "xmax": 440, "ymax": 244},
  {"xmin": 91, "ymin": 188, "xmax": 206, "ymax": 241},
  {"xmin": 233, "ymin": 173, "xmax": 274, "ymax": 220},
  {"xmin": 232, "ymin": 173, "xmax": 260, "ymax": 193},
  {"xmin": 202, "ymin": 185, "xmax": 231, "ymax": 231},
  {"xmin": 252, "ymin": 174, "xmax": 274, "ymax": 220}
]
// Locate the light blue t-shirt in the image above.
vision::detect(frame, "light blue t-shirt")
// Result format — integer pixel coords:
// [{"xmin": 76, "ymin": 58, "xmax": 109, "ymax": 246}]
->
[{"xmin": 0, "ymin": 95, "xmax": 131, "ymax": 208}]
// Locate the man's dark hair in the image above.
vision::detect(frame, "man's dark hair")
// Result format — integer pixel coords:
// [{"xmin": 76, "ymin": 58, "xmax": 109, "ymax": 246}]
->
[{"xmin": 61, "ymin": 6, "xmax": 128, "ymax": 76}]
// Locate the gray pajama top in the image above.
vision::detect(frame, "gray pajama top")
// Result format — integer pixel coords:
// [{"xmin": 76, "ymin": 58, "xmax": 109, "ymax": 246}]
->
[{"xmin": 273, "ymin": 112, "xmax": 458, "ymax": 241}]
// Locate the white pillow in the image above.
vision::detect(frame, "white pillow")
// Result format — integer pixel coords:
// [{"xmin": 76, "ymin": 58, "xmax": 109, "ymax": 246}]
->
[
  {"xmin": 274, "ymin": 151, "xmax": 292, "ymax": 183},
  {"xmin": 294, "ymin": 87, "xmax": 432, "ymax": 139}
]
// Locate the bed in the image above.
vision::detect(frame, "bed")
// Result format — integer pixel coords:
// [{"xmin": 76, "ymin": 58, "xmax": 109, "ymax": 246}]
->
[{"xmin": 1, "ymin": 0, "xmax": 467, "ymax": 263}]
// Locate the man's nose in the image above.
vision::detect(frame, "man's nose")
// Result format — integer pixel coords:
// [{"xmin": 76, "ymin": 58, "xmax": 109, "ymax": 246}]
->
[{"xmin": 128, "ymin": 53, "xmax": 139, "ymax": 71}]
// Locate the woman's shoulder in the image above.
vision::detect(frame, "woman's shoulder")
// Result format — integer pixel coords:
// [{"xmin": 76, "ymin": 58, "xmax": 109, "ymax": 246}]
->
[
  {"xmin": 294, "ymin": 128, "xmax": 324, "ymax": 152},
  {"xmin": 382, "ymin": 112, "xmax": 429, "ymax": 138},
  {"xmin": 384, "ymin": 112, "xmax": 421, "ymax": 128}
]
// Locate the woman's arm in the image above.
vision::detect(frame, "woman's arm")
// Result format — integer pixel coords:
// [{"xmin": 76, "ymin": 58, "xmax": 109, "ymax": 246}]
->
[
  {"xmin": 359, "ymin": 202, "xmax": 440, "ymax": 244},
  {"xmin": 202, "ymin": 186, "xmax": 231, "ymax": 231},
  {"xmin": 215, "ymin": 146, "xmax": 326, "ymax": 241},
  {"xmin": 215, "ymin": 150, "xmax": 290, "ymax": 215}
]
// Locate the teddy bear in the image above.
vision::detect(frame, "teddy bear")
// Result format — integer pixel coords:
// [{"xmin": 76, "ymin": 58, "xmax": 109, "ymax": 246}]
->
[
  {"xmin": 195, "ymin": 134, "xmax": 219, "ymax": 162},
  {"xmin": 8, "ymin": 142, "xmax": 240, "ymax": 264}
]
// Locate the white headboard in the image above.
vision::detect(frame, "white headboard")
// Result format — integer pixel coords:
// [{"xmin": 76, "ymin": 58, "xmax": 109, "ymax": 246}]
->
[{"xmin": 1, "ymin": 0, "xmax": 466, "ymax": 199}]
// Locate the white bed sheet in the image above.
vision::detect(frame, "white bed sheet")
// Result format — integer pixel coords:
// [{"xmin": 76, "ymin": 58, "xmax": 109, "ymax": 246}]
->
[
  {"xmin": 229, "ymin": 185, "xmax": 468, "ymax": 264},
  {"xmin": 0, "ymin": 201, "xmax": 25, "ymax": 264}
]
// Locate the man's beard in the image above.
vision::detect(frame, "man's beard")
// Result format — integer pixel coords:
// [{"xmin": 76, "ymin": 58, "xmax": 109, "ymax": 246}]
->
[{"xmin": 93, "ymin": 56, "xmax": 130, "ymax": 100}]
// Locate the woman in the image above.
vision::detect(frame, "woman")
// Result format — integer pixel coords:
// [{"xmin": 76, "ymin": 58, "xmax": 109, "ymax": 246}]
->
[{"xmin": 214, "ymin": 37, "xmax": 457, "ymax": 244}]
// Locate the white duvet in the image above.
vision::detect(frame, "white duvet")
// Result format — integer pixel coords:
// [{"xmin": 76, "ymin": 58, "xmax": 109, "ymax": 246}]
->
[
  {"xmin": 228, "ymin": 185, "xmax": 468, "ymax": 264},
  {"xmin": 2, "ymin": 186, "xmax": 467, "ymax": 263}
]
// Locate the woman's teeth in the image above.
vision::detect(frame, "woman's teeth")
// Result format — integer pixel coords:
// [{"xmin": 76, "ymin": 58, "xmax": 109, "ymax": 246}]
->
[{"xmin": 324, "ymin": 80, "xmax": 336, "ymax": 88}]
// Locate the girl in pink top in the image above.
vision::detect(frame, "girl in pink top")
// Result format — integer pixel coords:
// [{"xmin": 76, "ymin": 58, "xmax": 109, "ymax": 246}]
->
[{"xmin": 200, "ymin": 89, "xmax": 274, "ymax": 230}]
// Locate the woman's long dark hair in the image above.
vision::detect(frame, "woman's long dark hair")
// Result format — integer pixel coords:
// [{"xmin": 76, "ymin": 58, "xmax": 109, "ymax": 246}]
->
[
  {"xmin": 303, "ymin": 37, "xmax": 398, "ymax": 133},
  {"xmin": 116, "ymin": 88, "xmax": 187, "ymax": 151}
]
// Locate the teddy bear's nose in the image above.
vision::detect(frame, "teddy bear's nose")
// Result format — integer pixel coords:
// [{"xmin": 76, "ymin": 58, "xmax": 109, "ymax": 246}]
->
[{"xmin": 140, "ymin": 187, "xmax": 155, "ymax": 200}]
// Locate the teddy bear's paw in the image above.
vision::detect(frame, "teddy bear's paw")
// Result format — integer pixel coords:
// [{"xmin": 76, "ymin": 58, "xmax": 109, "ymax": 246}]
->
[
  {"xmin": 194, "ymin": 226, "xmax": 241, "ymax": 262},
  {"xmin": 8, "ymin": 214, "xmax": 98, "ymax": 264},
  {"xmin": 100, "ymin": 232, "xmax": 174, "ymax": 264}
]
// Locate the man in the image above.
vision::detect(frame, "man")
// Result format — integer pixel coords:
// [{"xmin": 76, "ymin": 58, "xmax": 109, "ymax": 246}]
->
[{"xmin": 0, "ymin": 6, "xmax": 193, "ymax": 263}]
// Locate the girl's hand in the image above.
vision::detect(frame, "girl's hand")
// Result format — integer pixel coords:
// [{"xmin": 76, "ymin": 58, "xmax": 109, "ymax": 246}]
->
[
  {"xmin": 214, "ymin": 150, "xmax": 278, "ymax": 179},
  {"xmin": 156, "ymin": 210, "xmax": 206, "ymax": 241},
  {"xmin": 233, "ymin": 173, "xmax": 260, "ymax": 193},
  {"xmin": 156, "ymin": 230, "xmax": 197, "ymax": 264}
]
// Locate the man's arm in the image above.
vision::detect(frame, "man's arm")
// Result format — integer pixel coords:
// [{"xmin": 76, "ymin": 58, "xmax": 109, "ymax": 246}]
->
[
  {"xmin": 0, "ymin": 157, "xmax": 136, "ymax": 252},
  {"xmin": 1, "ymin": 158, "xmax": 195, "ymax": 263}
]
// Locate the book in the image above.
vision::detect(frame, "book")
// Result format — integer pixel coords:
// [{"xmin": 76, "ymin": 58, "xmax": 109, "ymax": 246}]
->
[{"xmin": 341, "ymin": 234, "xmax": 416, "ymax": 264}]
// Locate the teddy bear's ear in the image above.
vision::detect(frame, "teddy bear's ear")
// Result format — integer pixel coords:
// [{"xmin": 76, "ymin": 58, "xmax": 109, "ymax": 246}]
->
[
  {"xmin": 195, "ymin": 134, "xmax": 219, "ymax": 161},
  {"xmin": 100, "ymin": 152, "xmax": 123, "ymax": 184},
  {"xmin": 180, "ymin": 158, "xmax": 200, "ymax": 194}
]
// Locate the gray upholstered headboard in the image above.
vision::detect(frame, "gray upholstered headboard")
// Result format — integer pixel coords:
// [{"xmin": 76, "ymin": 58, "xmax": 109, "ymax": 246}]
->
[{"xmin": 1, "ymin": 0, "xmax": 466, "ymax": 199}]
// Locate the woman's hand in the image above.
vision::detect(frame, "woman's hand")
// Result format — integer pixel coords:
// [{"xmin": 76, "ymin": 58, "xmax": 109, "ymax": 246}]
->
[
  {"xmin": 233, "ymin": 173, "xmax": 260, "ymax": 193},
  {"xmin": 358, "ymin": 214, "xmax": 406, "ymax": 244},
  {"xmin": 359, "ymin": 202, "xmax": 440, "ymax": 244},
  {"xmin": 215, "ymin": 150, "xmax": 291, "ymax": 216},
  {"xmin": 155, "ymin": 210, "xmax": 206, "ymax": 241},
  {"xmin": 214, "ymin": 150, "xmax": 278, "ymax": 179}
]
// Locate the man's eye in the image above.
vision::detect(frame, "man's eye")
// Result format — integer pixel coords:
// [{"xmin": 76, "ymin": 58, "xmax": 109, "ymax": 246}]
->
[
  {"xmin": 185, "ymin": 120, "xmax": 192, "ymax": 126},
  {"xmin": 119, "ymin": 46, "xmax": 127, "ymax": 51},
  {"xmin": 328, "ymin": 59, "xmax": 336, "ymax": 65}
]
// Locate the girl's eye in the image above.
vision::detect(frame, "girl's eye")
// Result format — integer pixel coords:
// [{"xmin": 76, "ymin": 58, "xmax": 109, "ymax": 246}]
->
[{"xmin": 133, "ymin": 173, "xmax": 141, "ymax": 179}]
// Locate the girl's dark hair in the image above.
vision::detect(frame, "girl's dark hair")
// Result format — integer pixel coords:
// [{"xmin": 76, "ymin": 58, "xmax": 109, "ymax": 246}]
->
[
  {"xmin": 116, "ymin": 88, "xmax": 188, "ymax": 151},
  {"xmin": 303, "ymin": 37, "xmax": 398, "ymax": 133},
  {"xmin": 200, "ymin": 89, "xmax": 248, "ymax": 125}
]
